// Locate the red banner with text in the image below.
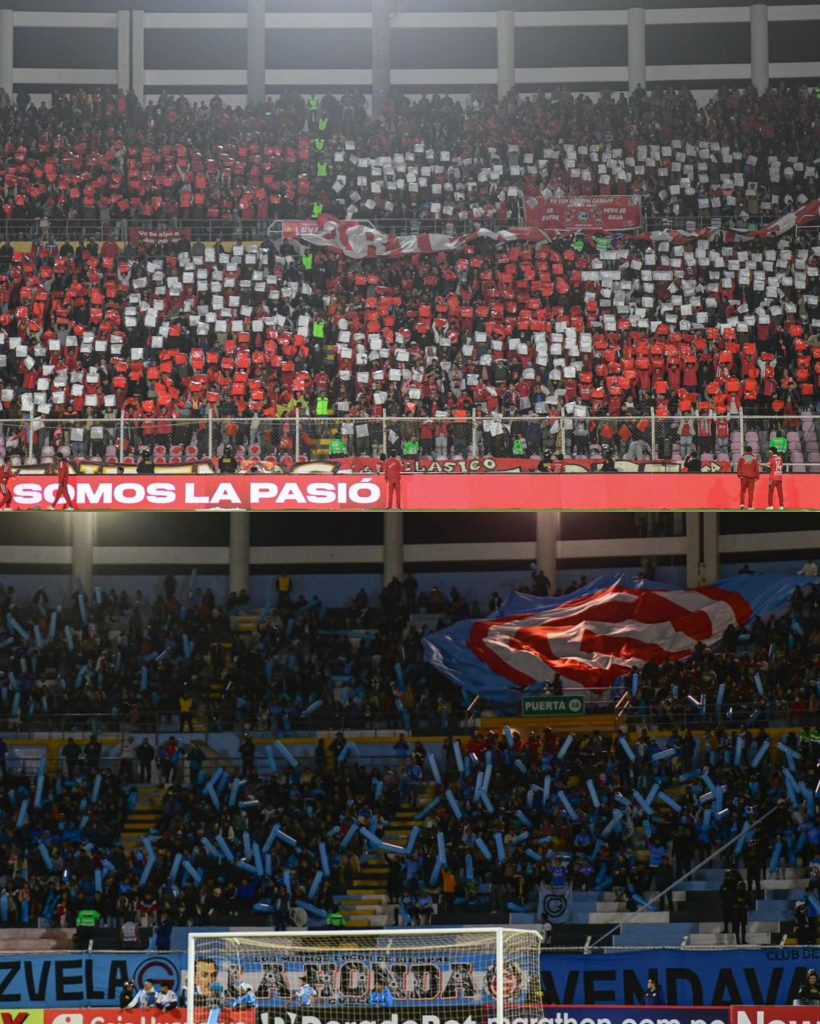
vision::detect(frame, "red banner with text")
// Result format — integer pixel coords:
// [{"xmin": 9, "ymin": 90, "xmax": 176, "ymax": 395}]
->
[
  {"xmin": 523, "ymin": 195, "xmax": 642, "ymax": 232},
  {"xmin": 44, "ymin": 1012, "xmax": 252, "ymax": 1024},
  {"xmin": 8, "ymin": 473, "xmax": 820, "ymax": 511},
  {"xmin": 730, "ymin": 1008, "xmax": 820, "ymax": 1024}
]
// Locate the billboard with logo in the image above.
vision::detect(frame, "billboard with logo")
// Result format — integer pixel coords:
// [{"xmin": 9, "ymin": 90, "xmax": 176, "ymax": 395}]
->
[
  {"xmin": 0, "ymin": 954, "xmax": 183, "ymax": 1007},
  {"xmin": 730, "ymin": 1010, "xmax": 820, "ymax": 1024},
  {"xmin": 6, "ymin": 472, "xmax": 820, "ymax": 511},
  {"xmin": 0, "ymin": 1012, "xmax": 44, "ymax": 1024}
]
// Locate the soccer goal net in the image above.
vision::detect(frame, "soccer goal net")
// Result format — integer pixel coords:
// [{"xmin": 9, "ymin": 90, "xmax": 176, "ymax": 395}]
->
[{"xmin": 187, "ymin": 927, "xmax": 543, "ymax": 1024}]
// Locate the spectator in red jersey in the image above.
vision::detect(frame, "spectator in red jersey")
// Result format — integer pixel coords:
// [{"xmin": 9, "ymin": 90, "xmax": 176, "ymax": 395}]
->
[
  {"xmin": 381, "ymin": 451, "xmax": 403, "ymax": 509},
  {"xmin": 767, "ymin": 445, "xmax": 785, "ymax": 510},
  {"xmin": 737, "ymin": 445, "xmax": 760, "ymax": 510},
  {"xmin": 0, "ymin": 458, "xmax": 12, "ymax": 510},
  {"xmin": 51, "ymin": 454, "xmax": 74, "ymax": 509}
]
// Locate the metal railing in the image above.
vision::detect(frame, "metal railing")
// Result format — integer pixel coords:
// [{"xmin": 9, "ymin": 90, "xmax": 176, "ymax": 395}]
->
[
  {"xmin": 2, "ymin": 412, "xmax": 818, "ymax": 469},
  {"xmin": 2, "ymin": 210, "xmax": 817, "ymax": 243},
  {"xmin": 0, "ymin": 213, "xmax": 510, "ymax": 243}
]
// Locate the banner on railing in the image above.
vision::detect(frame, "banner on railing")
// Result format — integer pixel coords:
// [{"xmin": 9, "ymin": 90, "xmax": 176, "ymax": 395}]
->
[
  {"xmin": 0, "ymin": 953, "xmax": 184, "ymax": 1006},
  {"xmin": 1, "ymin": 949, "xmax": 817, "ymax": 1009},
  {"xmin": 522, "ymin": 196, "xmax": 642, "ymax": 232},
  {"xmin": 127, "ymin": 227, "xmax": 192, "ymax": 244},
  {"xmin": 540, "ymin": 948, "xmax": 820, "ymax": 1007},
  {"xmin": 6, "ymin": 472, "xmax": 820, "ymax": 510}
]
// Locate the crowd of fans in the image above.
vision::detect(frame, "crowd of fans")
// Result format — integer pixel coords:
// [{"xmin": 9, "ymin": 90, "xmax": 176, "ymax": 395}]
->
[
  {"xmin": 1, "ymin": 85, "xmax": 818, "ymax": 234},
  {"xmin": 0, "ymin": 572, "xmax": 460, "ymax": 734},
  {"xmin": 0, "ymin": 574, "xmax": 817, "ymax": 937},
  {"xmin": 0, "ymin": 85, "xmax": 815, "ymax": 469}
]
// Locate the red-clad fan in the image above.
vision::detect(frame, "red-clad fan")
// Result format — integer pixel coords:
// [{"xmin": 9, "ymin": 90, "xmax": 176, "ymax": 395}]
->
[
  {"xmin": 767, "ymin": 446, "xmax": 785, "ymax": 511},
  {"xmin": 0, "ymin": 459, "xmax": 12, "ymax": 510},
  {"xmin": 382, "ymin": 452, "xmax": 403, "ymax": 510},
  {"xmin": 736, "ymin": 445, "xmax": 760, "ymax": 510},
  {"xmin": 51, "ymin": 454, "xmax": 75, "ymax": 510}
]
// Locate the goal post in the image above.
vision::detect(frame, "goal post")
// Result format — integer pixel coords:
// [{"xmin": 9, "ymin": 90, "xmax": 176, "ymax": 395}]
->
[{"xmin": 186, "ymin": 927, "xmax": 543, "ymax": 1024}]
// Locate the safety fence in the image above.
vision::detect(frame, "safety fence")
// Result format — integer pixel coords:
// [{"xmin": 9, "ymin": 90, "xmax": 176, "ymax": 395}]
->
[
  {"xmin": 0, "ymin": 412, "xmax": 817, "ymax": 469},
  {"xmin": 1, "ymin": 211, "xmax": 819, "ymax": 243},
  {"xmin": 2, "ymin": 693, "xmax": 814, "ymax": 743}
]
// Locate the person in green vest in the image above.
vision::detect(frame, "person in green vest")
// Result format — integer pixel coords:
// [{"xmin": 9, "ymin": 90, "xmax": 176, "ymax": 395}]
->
[
  {"xmin": 317, "ymin": 115, "xmax": 328, "ymax": 134},
  {"xmin": 76, "ymin": 907, "xmax": 101, "ymax": 928},
  {"xmin": 301, "ymin": 251, "xmax": 313, "ymax": 272},
  {"xmin": 402, "ymin": 437, "xmax": 420, "ymax": 457},
  {"xmin": 317, "ymin": 160, "xmax": 329, "ymax": 178},
  {"xmin": 328, "ymin": 436, "xmax": 347, "ymax": 456},
  {"xmin": 512, "ymin": 435, "xmax": 526, "ymax": 456},
  {"xmin": 316, "ymin": 396, "xmax": 329, "ymax": 417},
  {"xmin": 75, "ymin": 905, "xmax": 101, "ymax": 948},
  {"xmin": 313, "ymin": 138, "xmax": 326, "ymax": 153},
  {"xmin": 312, "ymin": 319, "xmax": 325, "ymax": 340},
  {"xmin": 307, "ymin": 95, "xmax": 319, "ymax": 127},
  {"xmin": 311, "ymin": 201, "xmax": 323, "ymax": 219},
  {"xmin": 326, "ymin": 908, "xmax": 346, "ymax": 928}
]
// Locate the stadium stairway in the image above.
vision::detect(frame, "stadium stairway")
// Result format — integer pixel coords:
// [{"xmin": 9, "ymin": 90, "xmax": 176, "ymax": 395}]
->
[
  {"xmin": 512, "ymin": 865, "xmax": 809, "ymax": 948},
  {"xmin": 335, "ymin": 786, "xmax": 436, "ymax": 928},
  {"xmin": 120, "ymin": 783, "xmax": 165, "ymax": 848}
]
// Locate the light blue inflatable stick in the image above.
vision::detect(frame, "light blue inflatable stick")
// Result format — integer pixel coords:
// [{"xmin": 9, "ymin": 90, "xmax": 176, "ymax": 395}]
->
[
  {"xmin": 445, "ymin": 789, "xmax": 463, "ymax": 820},
  {"xmin": 274, "ymin": 741, "xmax": 298, "ymax": 768},
  {"xmin": 308, "ymin": 870, "xmax": 323, "ymax": 900},
  {"xmin": 436, "ymin": 831, "xmax": 447, "ymax": 866},
  {"xmin": 751, "ymin": 740, "xmax": 770, "ymax": 768}
]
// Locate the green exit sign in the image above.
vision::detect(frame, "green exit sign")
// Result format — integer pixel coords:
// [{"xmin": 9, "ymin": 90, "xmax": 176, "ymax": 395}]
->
[{"xmin": 521, "ymin": 695, "xmax": 586, "ymax": 716}]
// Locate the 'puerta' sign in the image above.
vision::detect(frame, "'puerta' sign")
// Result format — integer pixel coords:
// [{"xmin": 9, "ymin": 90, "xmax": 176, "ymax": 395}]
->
[{"xmin": 521, "ymin": 696, "xmax": 585, "ymax": 717}]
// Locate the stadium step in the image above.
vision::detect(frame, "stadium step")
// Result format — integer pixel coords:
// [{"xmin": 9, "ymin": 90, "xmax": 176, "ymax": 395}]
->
[
  {"xmin": 120, "ymin": 783, "xmax": 165, "ymax": 847},
  {"xmin": 335, "ymin": 788, "xmax": 434, "ymax": 928}
]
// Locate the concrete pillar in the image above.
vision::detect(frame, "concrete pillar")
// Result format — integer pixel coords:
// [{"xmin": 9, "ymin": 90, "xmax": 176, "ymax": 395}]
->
[
  {"xmin": 0, "ymin": 10, "xmax": 14, "ymax": 101},
  {"xmin": 246, "ymin": 0, "xmax": 266, "ymax": 108},
  {"xmin": 496, "ymin": 9, "xmax": 515, "ymax": 100},
  {"xmin": 627, "ymin": 7, "xmax": 646, "ymax": 92},
  {"xmin": 72, "ymin": 512, "xmax": 94, "ymax": 598},
  {"xmin": 702, "ymin": 511, "xmax": 720, "ymax": 584},
  {"xmin": 750, "ymin": 4, "xmax": 769, "ymax": 94},
  {"xmin": 228, "ymin": 510, "xmax": 250, "ymax": 595},
  {"xmin": 685, "ymin": 511, "xmax": 701, "ymax": 588},
  {"xmin": 383, "ymin": 509, "xmax": 403, "ymax": 586},
  {"xmin": 535, "ymin": 511, "xmax": 559, "ymax": 594},
  {"xmin": 117, "ymin": 10, "xmax": 130, "ymax": 94},
  {"xmin": 371, "ymin": 0, "xmax": 391, "ymax": 117},
  {"xmin": 131, "ymin": 9, "xmax": 144, "ymax": 104}
]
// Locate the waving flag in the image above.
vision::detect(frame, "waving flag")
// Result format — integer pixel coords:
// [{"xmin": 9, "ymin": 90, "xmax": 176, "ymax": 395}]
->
[{"xmin": 423, "ymin": 574, "xmax": 819, "ymax": 712}]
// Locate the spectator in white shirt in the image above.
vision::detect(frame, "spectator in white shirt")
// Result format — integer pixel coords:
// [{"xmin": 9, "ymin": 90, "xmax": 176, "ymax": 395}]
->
[{"xmin": 155, "ymin": 982, "xmax": 179, "ymax": 1011}]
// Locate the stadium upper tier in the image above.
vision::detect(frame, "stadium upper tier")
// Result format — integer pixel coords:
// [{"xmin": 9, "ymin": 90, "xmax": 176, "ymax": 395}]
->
[
  {"xmin": 0, "ymin": 85, "xmax": 816, "ymax": 468},
  {"xmin": 0, "ymin": 87, "xmax": 818, "ymax": 232}
]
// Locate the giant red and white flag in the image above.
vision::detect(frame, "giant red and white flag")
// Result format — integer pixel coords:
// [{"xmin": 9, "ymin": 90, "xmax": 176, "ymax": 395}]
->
[{"xmin": 423, "ymin": 575, "xmax": 818, "ymax": 709}]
